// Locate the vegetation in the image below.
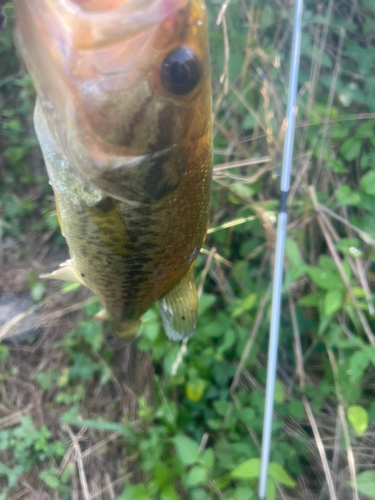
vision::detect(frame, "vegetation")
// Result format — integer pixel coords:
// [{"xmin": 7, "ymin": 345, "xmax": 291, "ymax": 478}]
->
[{"xmin": 1, "ymin": 0, "xmax": 375, "ymax": 498}]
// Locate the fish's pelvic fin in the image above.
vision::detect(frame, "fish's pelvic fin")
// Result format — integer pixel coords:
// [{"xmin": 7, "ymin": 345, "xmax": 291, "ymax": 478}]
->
[
  {"xmin": 40, "ymin": 259, "xmax": 85, "ymax": 285},
  {"xmin": 158, "ymin": 266, "xmax": 198, "ymax": 341},
  {"xmin": 112, "ymin": 319, "xmax": 141, "ymax": 340},
  {"xmin": 93, "ymin": 309, "xmax": 140, "ymax": 340}
]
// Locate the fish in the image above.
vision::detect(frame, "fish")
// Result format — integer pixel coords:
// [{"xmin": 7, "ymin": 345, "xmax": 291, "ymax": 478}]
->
[{"xmin": 13, "ymin": 0, "xmax": 212, "ymax": 340}]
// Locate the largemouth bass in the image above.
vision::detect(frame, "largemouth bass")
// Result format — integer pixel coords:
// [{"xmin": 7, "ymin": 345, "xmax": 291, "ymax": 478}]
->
[{"xmin": 13, "ymin": 0, "xmax": 212, "ymax": 340}]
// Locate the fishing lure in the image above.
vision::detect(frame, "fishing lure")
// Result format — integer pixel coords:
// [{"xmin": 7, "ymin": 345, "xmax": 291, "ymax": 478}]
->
[{"xmin": 13, "ymin": 0, "xmax": 212, "ymax": 340}]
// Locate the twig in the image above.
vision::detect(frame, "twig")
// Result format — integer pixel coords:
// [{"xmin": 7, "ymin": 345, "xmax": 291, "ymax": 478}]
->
[
  {"xmin": 64, "ymin": 424, "xmax": 91, "ymax": 500},
  {"xmin": 213, "ymin": 156, "xmax": 270, "ymax": 172},
  {"xmin": 216, "ymin": 0, "xmax": 232, "ymax": 25}
]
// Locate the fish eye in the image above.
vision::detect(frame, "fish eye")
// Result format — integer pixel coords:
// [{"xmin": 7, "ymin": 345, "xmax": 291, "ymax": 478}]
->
[{"xmin": 160, "ymin": 46, "xmax": 201, "ymax": 96}]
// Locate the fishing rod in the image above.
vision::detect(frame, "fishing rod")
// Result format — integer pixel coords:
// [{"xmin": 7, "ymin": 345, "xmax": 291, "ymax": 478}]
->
[{"xmin": 258, "ymin": 1, "xmax": 303, "ymax": 499}]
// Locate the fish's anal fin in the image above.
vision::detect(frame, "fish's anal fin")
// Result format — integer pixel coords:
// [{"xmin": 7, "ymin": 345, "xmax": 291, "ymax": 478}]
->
[
  {"xmin": 158, "ymin": 266, "xmax": 198, "ymax": 341},
  {"xmin": 40, "ymin": 259, "xmax": 85, "ymax": 285},
  {"xmin": 94, "ymin": 308, "xmax": 108, "ymax": 321}
]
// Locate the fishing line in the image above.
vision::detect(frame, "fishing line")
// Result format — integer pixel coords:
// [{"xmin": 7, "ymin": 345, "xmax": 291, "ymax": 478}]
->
[{"xmin": 258, "ymin": 1, "xmax": 303, "ymax": 499}]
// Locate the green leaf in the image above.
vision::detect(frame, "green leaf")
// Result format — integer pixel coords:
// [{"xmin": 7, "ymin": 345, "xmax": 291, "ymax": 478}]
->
[
  {"xmin": 349, "ymin": 351, "xmax": 370, "ymax": 383},
  {"xmin": 39, "ymin": 471, "xmax": 60, "ymax": 489},
  {"xmin": 268, "ymin": 463, "xmax": 296, "ymax": 487},
  {"xmin": 259, "ymin": 5, "xmax": 275, "ymax": 28},
  {"xmin": 347, "ymin": 406, "xmax": 368, "ymax": 436},
  {"xmin": 340, "ymin": 137, "xmax": 361, "ymax": 161},
  {"xmin": 198, "ymin": 294, "xmax": 217, "ymax": 315},
  {"xmin": 307, "ymin": 267, "xmax": 344, "ymax": 290},
  {"xmin": 185, "ymin": 379, "xmax": 206, "ymax": 402},
  {"xmin": 202, "ymin": 448, "xmax": 215, "ymax": 469},
  {"xmin": 326, "ymin": 159, "xmax": 348, "ymax": 173},
  {"xmin": 118, "ymin": 484, "xmax": 150, "ymax": 500},
  {"xmin": 61, "ymin": 408, "xmax": 131, "ymax": 435},
  {"xmin": 287, "ymin": 400, "xmax": 304, "ymax": 420},
  {"xmin": 297, "ymin": 293, "xmax": 321, "ymax": 307},
  {"xmin": 274, "ymin": 380, "xmax": 284, "ymax": 404},
  {"xmin": 348, "ymin": 470, "xmax": 375, "ymax": 498},
  {"xmin": 174, "ymin": 435, "xmax": 200, "ymax": 466},
  {"xmin": 160, "ymin": 484, "xmax": 178, "ymax": 500},
  {"xmin": 266, "ymin": 479, "xmax": 276, "ymax": 500},
  {"xmin": 184, "ymin": 466, "xmax": 208, "ymax": 488},
  {"xmin": 361, "ymin": 171, "xmax": 375, "ymax": 195},
  {"xmin": 234, "ymin": 486, "xmax": 254, "ymax": 500},
  {"xmin": 324, "ymin": 290, "xmax": 343, "ymax": 316},
  {"xmin": 243, "ymin": 114, "xmax": 256, "ymax": 130},
  {"xmin": 336, "ymin": 186, "xmax": 361, "ymax": 206},
  {"xmin": 30, "ymin": 282, "xmax": 46, "ymax": 302},
  {"xmin": 231, "ymin": 458, "xmax": 260, "ymax": 479}
]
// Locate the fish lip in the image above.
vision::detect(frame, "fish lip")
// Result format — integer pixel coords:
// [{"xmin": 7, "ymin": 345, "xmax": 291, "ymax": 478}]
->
[{"xmin": 59, "ymin": 0, "xmax": 188, "ymax": 21}]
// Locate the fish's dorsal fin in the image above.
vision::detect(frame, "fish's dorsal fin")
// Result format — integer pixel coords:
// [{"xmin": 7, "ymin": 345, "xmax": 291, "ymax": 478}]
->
[
  {"xmin": 40, "ymin": 259, "xmax": 85, "ymax": 285},
  {"xmin": 158, "ymin": 266, "xmax": 198, "ymax": 341}
]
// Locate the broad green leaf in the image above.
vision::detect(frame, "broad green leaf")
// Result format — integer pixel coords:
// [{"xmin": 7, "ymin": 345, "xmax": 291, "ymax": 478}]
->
[
  {"xmin": 268, "ymin": 462, "xmax": 296, "ymax": 487},
  {"xmin": 160, "ymin": 484, "xmax": 178, "ymax": 500},
  {"xmin": 274, "ymin": 380, "xmax": 284, "ymax": 404},
  {"xmin": 185, "ymin": 379, "xmax": 206, "ymax": 402},
  {"xmin": 118, "ymin": 484, "xmax": 150, "ymax": 500},
  {"xmin": 361, "ymin": 170, "xmax": 375, "ymax": 195},
  {"xmin": 324, "ymin": 290, "xmax": 343, "ymax": 316},
  {"xmin": 213, "ymin": 400, "xmax": 230, "ymax": 416},
  {"xmin": 202, "ymin": 448, "xmax": 215, "ymax": 469},
  {"xmin": 331, "ymin": 122, "xmax": 349, "ymax": 139},
  {"xmin": 39, "ymin": 471, "xmax": 60, "ymax": 489},
  {"xmin": 184, "ymin": 466, "xmax": 208, "ymax": 488},
  {"xmin": 231, "ymin": 458, "xmax": 260, "ymax": 479},
  {"xmin": 259, "ymin": 5, "xmax": 275, "ymax": 28},
  {"xmin": 60, "ymin": 463, "xmax": 74, "ymax": 484},
  {"xmin": 340, "ymin": 137, "xmax": 361, "ymax": 161},
  {"xmin": 174, "ymin": 435, "xmax": 200, "ymax": 465},
  {"xmin": 30, "ymin": 282, "xmax": 46, "ymax": 302},
  {"xmin": 287, "ymin": 400, "xmax": 304, "ymax": 420},
  {"xmin": 243, "ymin": 114, "xmax": 256, "ymax": 130},
  {"xmin": 232, "ymin": 294, "xmax": 257, "ymax": 318},
  {"xmin": 364, "ymin": 346, "xmax": 375, "ymax": 366},
  {"xmin": 298, "ymin": 293, "xmax": 321, "ymax": 307},
  {"xmin": 307, "ymin": 267, "xmax": 344, "ymax": 290},
  {"xmin": 336, "ymin": 185, "xmax": 361, "ymax": 206},
  {"xmin": 61, "ymin": 407, "xmax": 130, "ymax": 435},
  {"xmin": 198, "ymin": 294, "xmax": 217, "ymax": 315},
  {"xmin": 347, "ymin": 405, "xmax": 368, "ymax": 436},
  {"xmin": 266, "ymin": 479, "xmax": 276, "ymax": 500},
  {"xmin": 349, "ymin": 351, "xmax": 369, "ymax": 383},
  {"xmin": 326, "ymin": 159, "xmax": 348, "ymax": 173},
  {"xmin": 348, "ymin": 470, "xmax": 375, "ymax": 498},
  {"xmin": 234, "ymin": 486, "xmax": 254, "ymax": 500}
]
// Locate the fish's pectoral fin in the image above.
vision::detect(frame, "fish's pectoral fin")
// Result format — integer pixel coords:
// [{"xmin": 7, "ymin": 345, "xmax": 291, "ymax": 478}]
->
[
  {"xmin": 40, "ymin": 259, "xmax": 85, "ymax": 285},
  {"xmin": 158, "ymin": 266, "xmax": 198, "ymax": 341}
]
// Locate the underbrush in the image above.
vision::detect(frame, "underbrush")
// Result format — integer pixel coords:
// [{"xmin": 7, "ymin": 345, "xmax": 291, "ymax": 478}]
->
[{"xmin": 1, "ymin": 0, "xmax": 375, "ymax": 499}]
